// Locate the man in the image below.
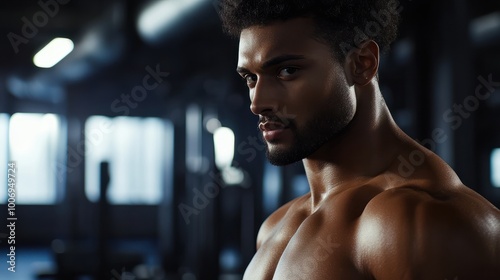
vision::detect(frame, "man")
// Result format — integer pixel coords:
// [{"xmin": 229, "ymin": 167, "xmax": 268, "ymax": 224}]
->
[{"xmin": 218, "ymin": 0, "xmax": 500, "ymax": 279}]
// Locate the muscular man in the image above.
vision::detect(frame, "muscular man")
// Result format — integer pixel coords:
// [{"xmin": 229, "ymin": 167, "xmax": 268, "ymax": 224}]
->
[{"xmin": 218, "ymin": 1, "xmax": 500, "ymax": 279}]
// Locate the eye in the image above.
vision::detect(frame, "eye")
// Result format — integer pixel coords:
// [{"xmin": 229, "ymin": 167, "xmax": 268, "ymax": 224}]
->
[
  {"xmin": 278, "ymin": 67, "xmax": 298, "ymax": 78},
  {"xmin": 242, "ymin": 74, "xmax": 257, "ymax": 85}
]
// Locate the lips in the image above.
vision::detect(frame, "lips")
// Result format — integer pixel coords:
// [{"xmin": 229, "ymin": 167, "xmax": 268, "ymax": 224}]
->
[
  {"xmin": 259, "ymin": 121, "xmax": 286, "ymax": 132},
  {"xmin": 259, "ymin": 121, "xmax": 289, "ymax": 142}
]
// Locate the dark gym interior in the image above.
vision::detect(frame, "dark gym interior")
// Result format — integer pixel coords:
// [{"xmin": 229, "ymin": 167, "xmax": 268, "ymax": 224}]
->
[{"xmin": 0, "ymin": 0, "xmax": 499, "ymax": 279}]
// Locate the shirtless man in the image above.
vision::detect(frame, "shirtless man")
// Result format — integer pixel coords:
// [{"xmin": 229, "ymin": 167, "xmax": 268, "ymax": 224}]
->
[{"xmin": 218, "ymin": 1, "xmax": 500, "ymax": 279}]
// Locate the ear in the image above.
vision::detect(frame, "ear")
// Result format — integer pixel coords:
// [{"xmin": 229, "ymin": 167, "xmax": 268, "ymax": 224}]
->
[{"xmin": 344, "ymin": 40, "xmax": 379, "ymax": 86}]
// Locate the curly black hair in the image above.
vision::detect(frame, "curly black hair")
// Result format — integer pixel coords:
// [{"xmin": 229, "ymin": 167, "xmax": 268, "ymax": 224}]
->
[{"xmin": 217, "ymin": 0, "xmax": 401, "ymax": 61}]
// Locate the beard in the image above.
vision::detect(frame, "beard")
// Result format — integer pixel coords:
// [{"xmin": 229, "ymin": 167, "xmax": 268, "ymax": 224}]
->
[{"xmin": 262, "ymin": 92, "xmax": 354, "ymax": 166}]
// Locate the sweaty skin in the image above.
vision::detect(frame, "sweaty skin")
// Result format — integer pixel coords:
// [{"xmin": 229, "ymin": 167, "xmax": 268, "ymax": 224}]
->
[{"xmin": 236, "ymin": 17, "xmax": 500, "ymax": 279}]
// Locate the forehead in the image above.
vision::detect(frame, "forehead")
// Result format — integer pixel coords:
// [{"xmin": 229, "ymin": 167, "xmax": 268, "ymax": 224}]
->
[{"xmin": 238, "ymin": 17, "xmax": 328, "ymax": 67}]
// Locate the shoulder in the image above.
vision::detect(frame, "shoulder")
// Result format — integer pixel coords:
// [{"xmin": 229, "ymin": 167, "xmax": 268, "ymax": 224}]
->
[
  {"xmin": 355, "ymin": 185, "xmax": 500, "ymax": 279},
  {"xmin": 256, "ymin": 194, "xmax": 310, "ymax": 250}
]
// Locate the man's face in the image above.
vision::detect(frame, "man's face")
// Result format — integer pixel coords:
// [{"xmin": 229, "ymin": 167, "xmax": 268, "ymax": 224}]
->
[{"xmin": 237, "ymin": 17, "xmax": 356, "ymax": 166}]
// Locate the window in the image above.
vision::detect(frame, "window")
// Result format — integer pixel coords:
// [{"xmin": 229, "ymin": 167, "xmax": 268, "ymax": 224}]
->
[
  {"xmin": 262, "ymin": 161, "xmax": 282, "ymax": 216},
  {"xmin": 84, "ymin": 116, "xmax": 173, "ymax": 204},
  {"xmin": 291, "ymin": 175, "xmax": 309, "ymax": 198},
  {"xmin": 491, "ymin": 148, "xmax": 500, "ymax": 188},
  {"xmin": 0, "ymin": 114, "xmax": 9, "ymax": 203},
  {"xmin": 3, "ymin": 113, "xmax": 62, "ymax": 204}
]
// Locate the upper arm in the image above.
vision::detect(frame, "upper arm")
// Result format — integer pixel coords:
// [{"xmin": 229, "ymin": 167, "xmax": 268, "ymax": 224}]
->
[
  {"xmin": 410, "ymin": 199, "xmax": 500, "ymax": 279},
  {"xmin": 356, "ymin": 187, "xmax": 500, "ymax": 279}
]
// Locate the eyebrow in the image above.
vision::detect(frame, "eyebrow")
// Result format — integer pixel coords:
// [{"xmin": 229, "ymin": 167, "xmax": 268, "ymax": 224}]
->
[{"xmin": 236, "ymin": 54, "xmax": 306, "ymax": 73}]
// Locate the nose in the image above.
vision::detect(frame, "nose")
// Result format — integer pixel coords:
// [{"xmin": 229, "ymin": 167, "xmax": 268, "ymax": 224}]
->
[{"xmin": 249, "ymin": 77, "xmax": 280, "ymax": 116}]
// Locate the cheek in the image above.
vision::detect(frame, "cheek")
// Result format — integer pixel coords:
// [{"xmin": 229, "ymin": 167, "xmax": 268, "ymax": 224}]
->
[
  {"xmin": 324, "ymin": 68, "xmax": 356, "ymax": 111},
  {"xmin": 282, "ymin": 79, "xmax": 321, "ymax": 119},
  {"xmin": 286, "ymin": 71, "xmax": 347, "ymax": 114},
  {"xmin": 286, "ymin": 72, "xmax": 356, "ymax": 128},
  {"xmin": 293, "ymin": 69, "xmax": 328, "ymax": 97},
  {"xmin": 329, "ymin": 77, "xmax": 357, "ymax": 124}
]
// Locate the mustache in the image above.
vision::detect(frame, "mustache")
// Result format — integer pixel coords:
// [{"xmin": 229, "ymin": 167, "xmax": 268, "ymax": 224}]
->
[{"xmin": 258, "ymin": 114, "xmax": 294, "ymax": 129}]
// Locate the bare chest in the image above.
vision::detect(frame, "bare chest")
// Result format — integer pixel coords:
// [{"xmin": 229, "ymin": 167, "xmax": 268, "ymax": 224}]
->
[{"xmin": 243, "ymin": 197, "xmax": 367, "ymax": 280}]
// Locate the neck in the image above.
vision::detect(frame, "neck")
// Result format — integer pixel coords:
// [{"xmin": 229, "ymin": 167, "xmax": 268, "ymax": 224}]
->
[{"xmin": 303, "ymin": 82, "xmax": 409, "ymax": 210}]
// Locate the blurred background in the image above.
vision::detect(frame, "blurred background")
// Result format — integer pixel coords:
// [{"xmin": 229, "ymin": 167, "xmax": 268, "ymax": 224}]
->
[{"xmin": 0, "ymin": 0, "xmax": 499, "ymax": 279}]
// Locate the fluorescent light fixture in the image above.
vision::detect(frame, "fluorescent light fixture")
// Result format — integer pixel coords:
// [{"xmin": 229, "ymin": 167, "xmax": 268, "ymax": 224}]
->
[
  {"xmin": 213, "ymin": 127, "xmax": 235, "ymax": 170},
  {"xmin": 186, "ymin": 104, "xmax": 203, "ymax": 173},
  {"xmin": 205, "ymin": 117, "xmax": 221, "ymax": 133},
  {"xmin": 491, "ymin": 148, "xmax": 500, "ymax": 188},
  {"xmin": 137, "ymin": 0, "xmax": 206, "ymax": 42},
  {"xmin": 33, "ymin": 37, "xmax": 74, "ymax": 68},
  {"xmin": 470, "ymin": 12, "xmax": 500, "ymax": 46},
  {"xmin": 222, "ymin": 166, "xmax": 245, "ymax": 186}
]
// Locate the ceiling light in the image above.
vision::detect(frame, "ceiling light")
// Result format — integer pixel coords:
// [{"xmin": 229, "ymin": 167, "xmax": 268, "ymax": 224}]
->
[
  {"xmin": 33, "ymin": 37, "xmax": 74, "ymax": 68},
  {"xmin": 137, "ymin": 0, "xmax": 206, "ymax": 42},
  {"xmin": 213, "ymin": 127, "xmax": 235, "ymax": 170}
]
